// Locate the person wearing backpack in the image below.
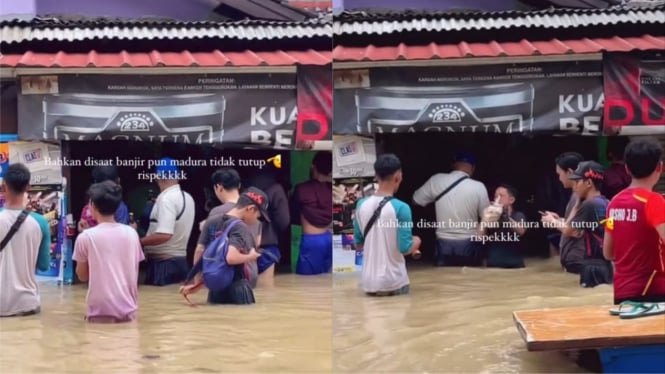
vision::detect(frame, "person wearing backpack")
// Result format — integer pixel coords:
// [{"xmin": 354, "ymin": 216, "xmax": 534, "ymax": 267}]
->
[
  {"xmin": 0, "ymin": 163, "xmax": 51, "ymax": 317},
  {"xmin": 354, "ymin": 154, "xmax": 421, "ymax": 296},
  {"xmin": 73, "ymin": 181, "xmax": 144, "ymax": 323},
  {"xmin": 180, "ymin": 188, "xmax": 266, "ymax": 304},
  {"xmin": 559, "ymin": 161, "xmax": 613, "ymax": 287}
]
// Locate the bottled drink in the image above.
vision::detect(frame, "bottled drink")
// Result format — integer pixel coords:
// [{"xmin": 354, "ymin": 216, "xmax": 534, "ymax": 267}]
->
[{"xmin": 129, "ymin": 212, "xmax": 136, "ymax": 225}]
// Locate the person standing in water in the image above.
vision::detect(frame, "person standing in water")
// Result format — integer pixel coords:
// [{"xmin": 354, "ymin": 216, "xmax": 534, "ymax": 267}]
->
[
  {"xmin": 0, "ymin": 164, "xmax": 51, "ymax": 317},
  {"xmin": 604, "ymin": 138, "xmax": 665, "ymax": 304},
  {"xmin": 78, "ymin": 165, "xmax": 130, "ymax": 232},
  {"xmin": 479, "ymin": 184, "xmax": 528, "ymax": 269},
  {"xmin": 141, "ymin": 158, "xmax": 195, "ymax": 286},
  {"xmin": 247, "ymin": 168, "xmax": 290, "ymax": 286},
  {"xmin": 292, "ymin": 151, "xmax": 333, "ymax": 275},
  {"xmin": 73, "ymin": 181, "xmax": 144, "ymax": 323},
  {"xmin": 354, "ymin": 154, "xmax": 421, "ymax": 296},
  {"xmin": 542, "ymin": 152, "xmax": 585, "ymax": 272}
]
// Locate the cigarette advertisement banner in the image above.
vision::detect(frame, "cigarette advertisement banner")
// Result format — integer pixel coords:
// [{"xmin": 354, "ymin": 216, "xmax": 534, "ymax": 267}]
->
[
  {"xmin": 603, "ymin": 53, "xmax": 665, "ymax": 136},
  {"xmin": 17, "ymin": 74, "xmax": 298, "ymax": 148},
  {"xmin": 333, "ymin": 61, "xmax": 604, "ymax": 136},
  {"xmin": 8, "ymin": 142, "xmax": 62, "ymax": 185},
  {"xmin": 296, "ymin": 65, "xmax": 332, "ymax": 150},
  {"xmin": 332, "ymin": 135, "xmax": 376, "ymax": 179}
]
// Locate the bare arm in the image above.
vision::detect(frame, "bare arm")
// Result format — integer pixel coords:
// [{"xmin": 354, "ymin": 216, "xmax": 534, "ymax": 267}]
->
[
  {"xmin": 76, "ymin": 262, "xmax": 89, "ymax": 282},
  {"xmin": 226, "ymin": 245, "xmax": 259, "ymax": 265},
  {"xmin": 140, "ymin": 233, "xmax": 173, "ymax": 247}
]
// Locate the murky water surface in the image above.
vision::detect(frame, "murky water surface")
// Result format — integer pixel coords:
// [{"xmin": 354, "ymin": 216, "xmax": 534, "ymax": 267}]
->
[
  {"xmin": 0, "ymin": 275, "xmax": 332, "ymax": 373},
  {"xmin": 333, "ymin": 258, "xmax": 611, "ymax": 373},
  {"xmin": 1, "ymin": 260, "xmax": 613, "ymax": 373}
]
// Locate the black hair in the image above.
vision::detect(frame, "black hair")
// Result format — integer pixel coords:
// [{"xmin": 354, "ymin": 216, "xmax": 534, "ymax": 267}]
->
[
  {"xmin": 91, "ymin": 165, "xmax": 119, "ymax": 183},
  {"xmin": 3, "ymin": 163, "xmax": 31, "ymax": 193},
  {"xmin": 312, "ymin": 151, "xmax": 332, "ymax": 175},
  {"xmin": 374, "ymin": 153, "xmax": 401, "ymax": 181},
  {"xmin": 555, "ymin": 152, "xmax": 583, "ymax": 171},
  {"xmin": 211, "ymin": 168, "xmax": 241, "ymax": 190},
  {"xmin": 497, "ymin": 183, "xmax": 518, "ymax": 200},
  {"xmin": 87, "ymin": 181, "xmax": 122, "ymax": 216},
  {"xmin": 607, "ymin": 137, "xmax": 629, "ymax": 160},
  {"xmin": 625, "ymin": 138, "xmax": 664, "ymax": 179}
]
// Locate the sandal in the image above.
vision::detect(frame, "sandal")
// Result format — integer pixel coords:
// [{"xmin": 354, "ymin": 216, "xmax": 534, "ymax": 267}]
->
[
  {"xmin": 609, "ymin": 301, "xmax": 646, "ymax": 316},
  {"xmin": 619, "ymin": 302, "xmax": 665, "ymax": 319}
]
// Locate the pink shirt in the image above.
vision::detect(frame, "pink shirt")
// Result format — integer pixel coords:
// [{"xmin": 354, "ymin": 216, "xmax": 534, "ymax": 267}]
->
[{"xmin": 73, "ymin": 222, "xmax": 145, "ymax": 321}]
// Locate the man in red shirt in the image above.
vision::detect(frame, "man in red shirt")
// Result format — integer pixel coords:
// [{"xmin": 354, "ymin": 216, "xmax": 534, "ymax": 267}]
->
[{"xmin": 604, "ymin": 138, "xmax": 665, "ymax": 304}]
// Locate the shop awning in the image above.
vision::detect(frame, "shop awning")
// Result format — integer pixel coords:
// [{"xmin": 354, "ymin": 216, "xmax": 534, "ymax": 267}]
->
[
  {"xmin": 333, "ymin": 34, "xmax": 665, "ymax": 62},
  {"xmin": 0, "ymin": 49, "xmax": 332, "ymax": 68}
]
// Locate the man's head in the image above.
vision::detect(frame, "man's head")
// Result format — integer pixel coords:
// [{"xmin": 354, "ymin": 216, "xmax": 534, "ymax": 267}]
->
[
  {"xmin": 312, "ymin": 151, "xmax": 332, "ymax": 179},
  {"xmin": 624, "ymin": 138, "xmax": 663, "ymax": 184},
  {"xmin": 2, "ymin": 163, "xmax": 31, "ymax": 196},
  {"xmin": 234, "ymin": 187, "xmax": 270, "ymax": 225},
  {"xmin": 155, "ymin": 157, "xmax": 181, "ymax": 190},
  {"xmin": 87, "ymin": 180, "xmax": 122, "ymax": 220},
  {"xmin": 494, "ymin": 184, "xmax": 517, "ymax": 208},
  {"xmin": 211, "ymin": 168, "xmax": 241, "ymax": 203},
  {"xmin": 91, "ymin": 165, "xmax": 120, "ymax": 184},
  {"xmin": 555, "ymin": 152, "xmax": 583, "ymax": 189},
  {"xmin": 568, "ymin": 161, "xmax": 604, "ymax": 199},
  {"xmin": 452, "ymin": 151, "xmax": 476, "ymax": 175},
  {"xmin": 374, "ymin": 153, "xmax": 402, "ymax": 193}
]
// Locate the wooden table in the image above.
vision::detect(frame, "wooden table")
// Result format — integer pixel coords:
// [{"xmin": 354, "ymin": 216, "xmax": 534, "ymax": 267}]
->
[{"xmin": 513, "ymin": 305, "xmax": 665, "ymax": 373}]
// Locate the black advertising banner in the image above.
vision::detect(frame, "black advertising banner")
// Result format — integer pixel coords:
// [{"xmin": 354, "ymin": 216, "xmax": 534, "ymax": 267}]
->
[
  {"xmin": 17, "ymin": 74, "xmax": 298, "ymax": 148},
  {"xmin": 333, "ymin": 61, "xmax": 604, "ymax": 135},
  {"xmin": 296, "ymin": 65, "xmax": 332, "ymax": 147},
  {"xmin": 603, "ymin": 53, "xmax": 665, "ymax": 136}
]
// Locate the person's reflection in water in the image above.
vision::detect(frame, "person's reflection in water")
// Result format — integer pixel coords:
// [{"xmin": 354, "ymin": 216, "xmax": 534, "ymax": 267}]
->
[{"xmin": 82, "ymin": 322, "xmax": 142, "ymax": 373}]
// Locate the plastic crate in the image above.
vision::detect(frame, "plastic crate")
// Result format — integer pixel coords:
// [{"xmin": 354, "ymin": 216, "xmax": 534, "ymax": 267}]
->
[{"xmin": 600, "ymin": 345, "xmax": 665, "ymax": 373}]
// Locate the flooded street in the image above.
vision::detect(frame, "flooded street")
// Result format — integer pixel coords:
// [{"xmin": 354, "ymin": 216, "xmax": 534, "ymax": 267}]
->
[
  {"xmin": 333, "ymin": 258, "xmax": 612, "ymax": 373},
  {"xmin": 0, "ymin": 275, "xmax": 332, "ymax": 373}
]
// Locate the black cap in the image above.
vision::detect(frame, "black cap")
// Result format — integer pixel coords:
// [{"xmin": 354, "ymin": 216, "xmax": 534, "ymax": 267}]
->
[
  {"xmin": 237, "ymin": 187, "xmax": 270, "ymax": 222},
  {"xmin": 568, "ymin": 161, "xmax": 605, "ymax": 181}
]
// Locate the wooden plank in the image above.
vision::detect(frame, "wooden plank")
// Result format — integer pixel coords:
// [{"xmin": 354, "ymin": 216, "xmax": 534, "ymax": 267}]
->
[{"xmin": 513, "ymin": 305, "xmax": 665, "ymax": 351}]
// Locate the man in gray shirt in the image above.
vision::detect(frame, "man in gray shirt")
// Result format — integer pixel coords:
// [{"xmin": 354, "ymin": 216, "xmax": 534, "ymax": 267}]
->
[{"xmin": 413, "ymin": 152, "xmax": 490, "ymax": 267}]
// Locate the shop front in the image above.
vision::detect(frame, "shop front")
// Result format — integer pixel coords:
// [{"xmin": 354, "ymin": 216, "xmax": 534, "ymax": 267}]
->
[
  {"xmin": 331, "ymin": 6, "xmax": 665, "ymax": 263},
  {"xmin": 0, "ymin": 16, "xmax": 333, "ymax": 282}
]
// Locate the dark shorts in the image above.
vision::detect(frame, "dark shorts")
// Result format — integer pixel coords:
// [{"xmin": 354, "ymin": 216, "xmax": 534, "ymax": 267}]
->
[
  {"xmin": 435, "ymin": 238, "xmax": 483, "ymax": 267},
  {"xmin": 486, "ymin": 245, "xmax": 525, "ymax": 269},
  {"xmin": 296, "ymin": 232, "xmax": 332, "ymax": 275},
  {"xmin": 547, "ymin": 233, "xmax": 561, "ymax": 250},
  {"xmin": 208, "ymin": 278, "xmax": 256, "ymax": 305},
  {"xmin": 257, "ymin": 245, "xmax": 281, "ymax": 274},
  {"xmin": 366, "ymin": 284, "xmax": 410, "ymax": 297},
  {"xmin": 1, "ymin": 306, "xmax": 40, "ymax": 317},
  {"xmin": 144, "ymin": 256, "xmax": 189, "ymax": 286}
]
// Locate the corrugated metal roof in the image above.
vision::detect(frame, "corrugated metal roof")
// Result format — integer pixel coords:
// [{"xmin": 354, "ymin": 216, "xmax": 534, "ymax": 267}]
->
[
  {"xmin": 0, "ymin": 49, "xmax": 332, "ymax": 67},
  {"xmin": 333, "ymin": 34, "xmax": 665, "ymax": 61},
  {"xmin": 0, "ymin": 16, "xmax": 331, "ymax": 44},
  {"xmin": 334, "ymin": 5, "xmax": 665, "ymax": 35}
]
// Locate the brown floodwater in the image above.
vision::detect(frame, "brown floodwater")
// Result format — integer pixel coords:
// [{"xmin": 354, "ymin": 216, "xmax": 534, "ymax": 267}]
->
[
  {"xmin": 0, "ymin": 274, "xmax": 332, "ymax": 374},
  {"xmin": 333, "ymin": 257, "xmax": 612, "ymax": 373}
]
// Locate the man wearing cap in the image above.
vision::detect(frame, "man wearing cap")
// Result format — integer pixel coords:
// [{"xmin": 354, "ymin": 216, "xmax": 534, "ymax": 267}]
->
[
  {"xmin": 140, "ymin": 157, "xmax": 195, "ymax": 286},
  {"xmin": 546, "ymin": 161, "xmax": 612, "ymax": 286},
  {"xmin": 413, "ymin": 151, "xmax": 490, "ymax": 267},
  {"xmin": 194, "ymin": 187, "xmax": 271, "ymax": 293}
]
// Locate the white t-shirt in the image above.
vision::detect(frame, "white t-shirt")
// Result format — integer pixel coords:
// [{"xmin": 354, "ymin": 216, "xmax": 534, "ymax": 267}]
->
[
  {"xmin": 0, "ymin": 208, "xmax": 51, "ymax": 316},
  {"xmin": 413, "ymin": 170, "xmax": 490, "ymax": 240},
  {"xmin": 354, "ymin": 196, "xmax": 413, "ymax": 293},
  {"xmin": 144, "ymin": 184, "xmax": 195, "ymax": 257}
]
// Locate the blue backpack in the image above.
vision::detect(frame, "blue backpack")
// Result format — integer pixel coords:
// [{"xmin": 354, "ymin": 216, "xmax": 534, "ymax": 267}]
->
[{"xmin": 202, "ymin": 219, "xmax": 242, "ymax": 292}]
